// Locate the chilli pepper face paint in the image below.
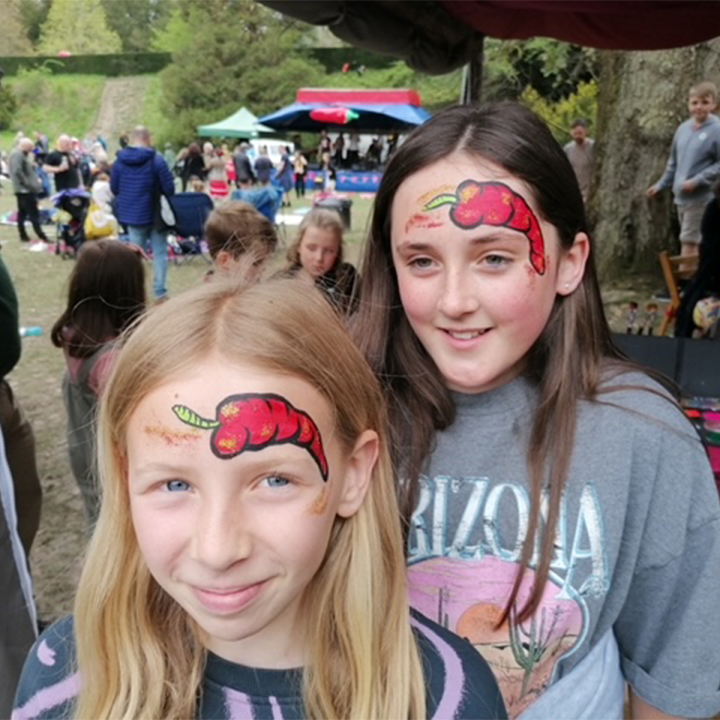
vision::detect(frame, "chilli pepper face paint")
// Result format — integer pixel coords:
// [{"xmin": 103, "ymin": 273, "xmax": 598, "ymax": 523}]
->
[
  {"xmin": 391, "ymin": 153, "xmax": 577, "ymax": 395},
  {"xmin": 125, "ymin": 358, "xmax": 360, "ymax": 669}
]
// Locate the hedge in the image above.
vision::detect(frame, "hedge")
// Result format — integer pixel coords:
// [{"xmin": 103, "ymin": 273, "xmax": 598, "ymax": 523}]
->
[{"xmin": 0, "ymin": 53, "xmax": 172, "ymax": 77}]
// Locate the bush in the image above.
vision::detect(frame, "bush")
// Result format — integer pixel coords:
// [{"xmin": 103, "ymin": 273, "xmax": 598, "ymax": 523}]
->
[
  {"xmin": 521, "ymin": 81, "xmax": 598, "ymax": 143},
  {"xmin": 0, "ymin": 84, "xmax": 17, "ymax": 130},
  {"xmin": 0, "ymin": 53, "xmax": 171, "ymax": 77}
]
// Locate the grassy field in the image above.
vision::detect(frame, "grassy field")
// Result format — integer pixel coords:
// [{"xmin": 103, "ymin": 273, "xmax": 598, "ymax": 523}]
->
[
  {"xmin": 1, "ymin": 72, "xmax": 107, "ymax": 149},
  {"xmin": 0, "ymin": 185, "xmax": 373, "ymax": 621}
]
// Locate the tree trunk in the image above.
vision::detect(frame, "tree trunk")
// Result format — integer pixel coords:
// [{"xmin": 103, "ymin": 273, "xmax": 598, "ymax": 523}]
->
[{"xmin": 590, "ymin": 40, "xmax": 720, "ymax": 279}]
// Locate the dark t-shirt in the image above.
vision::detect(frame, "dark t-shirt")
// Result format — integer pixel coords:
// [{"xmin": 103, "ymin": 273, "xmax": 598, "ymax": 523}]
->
[
  {"xmin": 13, "ymin": 611, "xmax": 507, "ymax": 719},
  {"xmin": 44, "ymin": 151, "xmax": 80, "ymax": 191}
]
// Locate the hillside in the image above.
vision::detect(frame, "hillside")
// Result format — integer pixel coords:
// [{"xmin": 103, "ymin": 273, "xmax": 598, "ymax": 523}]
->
[{"xmin": 1, "ymin": 72, "xmax": 154, "ymax": 151}]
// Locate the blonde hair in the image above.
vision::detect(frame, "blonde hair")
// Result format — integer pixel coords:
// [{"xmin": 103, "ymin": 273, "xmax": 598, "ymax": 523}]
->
[
  {"xmin": 286, "ymin": 207, "xmax": 345, "ymax": 269},
  {"xmin": 204, "ymin": 200, "xmax": 278, "ymax": 261},
  {"xmin": 72, "ymin": 279, "xmax": 425, "ymax": 720}
]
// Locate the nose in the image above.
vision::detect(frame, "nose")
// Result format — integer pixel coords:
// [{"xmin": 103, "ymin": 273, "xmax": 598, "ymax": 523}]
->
[
  {"xmin": 437, "ymin": 268, "xmax": 480, "ymax": 318},
  {"xmin": 192, "ymin": 499, "xmax": 252, "ymax": 571}
]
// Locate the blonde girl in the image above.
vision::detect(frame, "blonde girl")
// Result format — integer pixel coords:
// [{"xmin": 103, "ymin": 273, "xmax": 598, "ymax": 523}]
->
[
  {"xmin": 286, "ymin": 208, "xmax": 359, "ymax": 314},
  {"xmin": 353, "ymin": 102, "xmax": 720, "ymax": 719},
  {"xmin": 13, "ymin": 280, "xmax": 506, "ymax": 720}
]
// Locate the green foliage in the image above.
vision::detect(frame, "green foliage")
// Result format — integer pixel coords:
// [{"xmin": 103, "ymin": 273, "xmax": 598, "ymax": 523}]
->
[
  {"xmin": 483, "ymin": 38, "xmax": 597, "ymax": 102},
  {"xmin": 323, "ymin": 62, "xmax": 462, "ymax": 113},
  {"xmin": 4, "ymin": 69, "xmax": 105, "ymax": 138},
  {"xmin": 151, "ymin": 2, "xmax": 192, "ymax": 53},
  {"xmin": 0, "ymin": 84, "xmax": 18, "ymax": 130},
  {"xmin": 38, "ymin": 0, "xmax": 122, "ymax": 55},
  {"xmin": 17, "ymin": 0, "xmax": 51, "ymax": 46},
  {"xmin": 0, "ymin": 53, "xmax": 170, "ymax": 77},
  {"xmin": 101, "ymin": 0, "xmax": 172, "ymax": 53},
  {"xmin": 157, "ymin": 0, "xmax": 324, "ymax": 142},
  {"xmin": 521, "ymin": 81, "xmax": 598, "ymax": 143},
  {"xmin": 0, "ymin": 0, "xmax": 34, "ymax": 56}
]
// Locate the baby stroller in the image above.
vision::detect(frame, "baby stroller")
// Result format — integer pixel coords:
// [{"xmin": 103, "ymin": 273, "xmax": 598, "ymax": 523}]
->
[
  {"xmin": 167, "ymin": 192, "xmax": 214, "ymax": 264},
  {"xmin": 53, "ymin": 189, "xmax": 91, "ymax": 259}
]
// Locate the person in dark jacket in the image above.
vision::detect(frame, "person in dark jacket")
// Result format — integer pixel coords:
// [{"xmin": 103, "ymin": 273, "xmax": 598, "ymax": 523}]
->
[
  {"xmin": 232, "ymin": 142, "xmax": 255, "ymax": 188},
  {"xmin": 0, "ymin": 255, "xmax": 40, "ymax": 720},
  {"xmin": 254, "ymin": 146, "xmax": 274, "ymax": 185},
  {"xmin": 110, "ymin": 126, "xmax": 175, "ymax": 300},
  {"xmin": 180, "ymin": 142, "xmax": 205, "ymax": 192}
]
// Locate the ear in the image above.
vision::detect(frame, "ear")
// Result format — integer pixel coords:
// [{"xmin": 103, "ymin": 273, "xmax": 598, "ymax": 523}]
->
[
  {"xmin": 336, "ymin": 430, "xmax": 379, "ymax": 518},
  {"xmin": 556, "ymin": 232, "xmax": 590, "ymax": 296},
  {"xmin": 215, "ymin": 250, "xmax": 232, "ymax": 270}
]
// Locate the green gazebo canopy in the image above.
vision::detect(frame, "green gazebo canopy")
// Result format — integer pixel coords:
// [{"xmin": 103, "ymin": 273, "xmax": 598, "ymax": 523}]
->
[{"xmin": 197, "ymin": 107, "xmax": 275, "ymax": 139}]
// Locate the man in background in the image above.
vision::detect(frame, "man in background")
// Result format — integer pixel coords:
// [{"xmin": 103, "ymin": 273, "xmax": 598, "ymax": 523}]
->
[
  {"xmin": 233, "ymin": 142, "xmax": 255, "ymax": 188},
  {"xmin": 9, "ymin": 138, "xmax": 49, "ymax": 245},
  {"xmin": 111, "ymin": 126, "xmax": 175, "ymax": 301},
  {"xmin": 564, "ymin": 119, "xmax": 595, "ymax": 202},
  {"xmin": 43, "ymin": 134, "xmax": 81, "ymax": 192}
]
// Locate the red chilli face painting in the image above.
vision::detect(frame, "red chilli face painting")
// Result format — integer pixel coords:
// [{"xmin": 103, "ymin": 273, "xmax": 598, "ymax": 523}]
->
[
  {"xmin": 125, "ymin": 359, "xmax": 355, "ymax": 669},
  {"xmin": 422, "ymin": 179, "xmax": 546, "ymax": 275},
  {"xmin": 391, "ymin": 155, "xmax": 575, "ymax": 394},
  {"xmin": 173, "ymin": 393, "xmax": 329, "ymax": 481}
]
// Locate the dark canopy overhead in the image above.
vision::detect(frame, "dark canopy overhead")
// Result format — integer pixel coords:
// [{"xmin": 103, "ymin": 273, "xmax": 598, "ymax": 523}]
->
[{"xmin": 260, "ymin": 1, "xmax": 720, "ymax": 75}]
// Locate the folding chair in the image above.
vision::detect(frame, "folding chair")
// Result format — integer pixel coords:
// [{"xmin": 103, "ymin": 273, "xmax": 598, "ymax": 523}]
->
[
  {"xmin": 658, "ymin": 250, "xmax": 699, "ymax": 336},
  {"xmin": 168, "ymin": 192, "xmax": 214, "ymax": 264}
]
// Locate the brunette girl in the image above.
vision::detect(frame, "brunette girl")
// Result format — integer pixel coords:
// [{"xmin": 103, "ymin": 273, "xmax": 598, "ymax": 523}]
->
[
  {"xmin": 50, "ymin": 240, "xmax": 145, "ymax": 523},
  {"xmin": 354, "ymin": 102, "xmax": 720, "ymax": 719}
]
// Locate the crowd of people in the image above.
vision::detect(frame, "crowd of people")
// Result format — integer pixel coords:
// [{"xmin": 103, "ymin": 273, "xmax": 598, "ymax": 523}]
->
[{"xmin": 2, "ymin": 98, "xmax": 720, "ymax": 720}]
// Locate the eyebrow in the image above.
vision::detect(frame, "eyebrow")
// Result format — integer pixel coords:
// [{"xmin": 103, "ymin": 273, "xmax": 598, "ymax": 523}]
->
[{"xmin": 395, "ymin": 233, "xmax": 525, "ymax": 252}]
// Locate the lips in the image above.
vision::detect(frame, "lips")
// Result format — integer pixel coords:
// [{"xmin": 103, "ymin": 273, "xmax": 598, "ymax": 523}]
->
[
  {"xmin": 444, "ymin": 328, "xmax": 490, "ymax": 340},
  {"xmin": 192, "ymin": 580, "xmax": 266, "ymax": 614}
]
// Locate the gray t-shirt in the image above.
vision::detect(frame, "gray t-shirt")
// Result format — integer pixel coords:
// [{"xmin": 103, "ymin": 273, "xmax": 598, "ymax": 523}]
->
[{"xmin": 407, "ymin": 372, "xmax": 720, "ymax": 718}]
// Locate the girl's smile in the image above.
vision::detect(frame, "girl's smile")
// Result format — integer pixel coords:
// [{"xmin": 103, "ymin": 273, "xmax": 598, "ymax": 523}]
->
[
  {"xmin": 391, "ymin": 154, "xmax": 587, "ymax": 394},
  {"xmin": 126, "ymin": 357, "xmax": 366, "ymax": 669}
]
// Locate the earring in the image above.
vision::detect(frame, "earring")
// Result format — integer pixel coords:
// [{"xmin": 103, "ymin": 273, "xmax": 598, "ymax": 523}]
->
[{"xmin": 564, "ymin": 282, "xmax": 571, "ymax": 293}]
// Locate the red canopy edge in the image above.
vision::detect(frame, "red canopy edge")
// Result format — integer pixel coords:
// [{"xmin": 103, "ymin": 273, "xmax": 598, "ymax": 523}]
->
[
  {"xmin": 297, "ymin": 88, "xmax": 422, "ymax": 106},
  {"xmin": 442, "ymin": 0, "xmax": 720, "ymax": 51}
]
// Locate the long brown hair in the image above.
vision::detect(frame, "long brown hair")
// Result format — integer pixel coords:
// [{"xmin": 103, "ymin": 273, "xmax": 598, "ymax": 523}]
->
[
  {"xmin": 73, "ymin": 279, "xmax": 425, "ymax": 719},
  {"xmin": 353, "ymin": 102, "xmax": 634, "ymax": 623},
  {"xmin": 51, "ymin": 240, "xmax": 146, "ymax": 358}
]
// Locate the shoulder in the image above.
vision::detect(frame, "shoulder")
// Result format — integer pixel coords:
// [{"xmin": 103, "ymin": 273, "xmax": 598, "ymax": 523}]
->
[
  {"xmin": 584, "ymin": 370, "xmax": 689, "ymax": 435},
  {"xmin": 411, "ymin": 609, "xmax": 507, "ymax": 720},
  {"xmin": 13, "ymin": 616, "xmax": 79, "ymax": 720}
]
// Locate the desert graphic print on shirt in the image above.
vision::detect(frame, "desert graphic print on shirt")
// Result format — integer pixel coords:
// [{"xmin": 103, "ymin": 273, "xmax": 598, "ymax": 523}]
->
[{"xmin": 408, "ymin": 476, "xmax": 608, "ymax": 718}]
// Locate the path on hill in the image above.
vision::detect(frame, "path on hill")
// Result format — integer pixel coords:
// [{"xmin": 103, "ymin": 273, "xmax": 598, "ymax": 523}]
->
[{"xmin": 89, "ymin": 76, "xmax": 150, "ymax": 153}]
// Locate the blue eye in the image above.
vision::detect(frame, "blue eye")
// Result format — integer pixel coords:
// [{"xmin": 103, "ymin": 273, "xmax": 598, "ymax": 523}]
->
[
  {"xmin": 165, "ymin": 479, "xmax": 190, "ymax": 492},
  {"xmin": 485, "ymin": 254, "xmax": 510, "ymax": 266},
  {"xmin": 410, "ymin": 257, "xmax": 434, "ymax": 269},
  {"xmin": 263, "ymin": 475, "xmax": 290, "ymax": 488}
]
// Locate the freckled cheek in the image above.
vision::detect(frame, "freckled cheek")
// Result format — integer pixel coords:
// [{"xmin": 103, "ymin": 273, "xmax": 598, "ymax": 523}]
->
[
  {"xmin": 490, "ymin": 277, "xmax": 555, "ymax": 324},
  {"xmin": 396, "ymin": 273, "xmax": 437, "ymax": 322}
]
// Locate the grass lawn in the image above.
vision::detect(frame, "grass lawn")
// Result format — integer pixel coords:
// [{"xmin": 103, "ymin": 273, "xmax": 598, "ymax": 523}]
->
[{"xmin": 0, "ymin": 186, "xmax": 374, "ymax": 620}]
